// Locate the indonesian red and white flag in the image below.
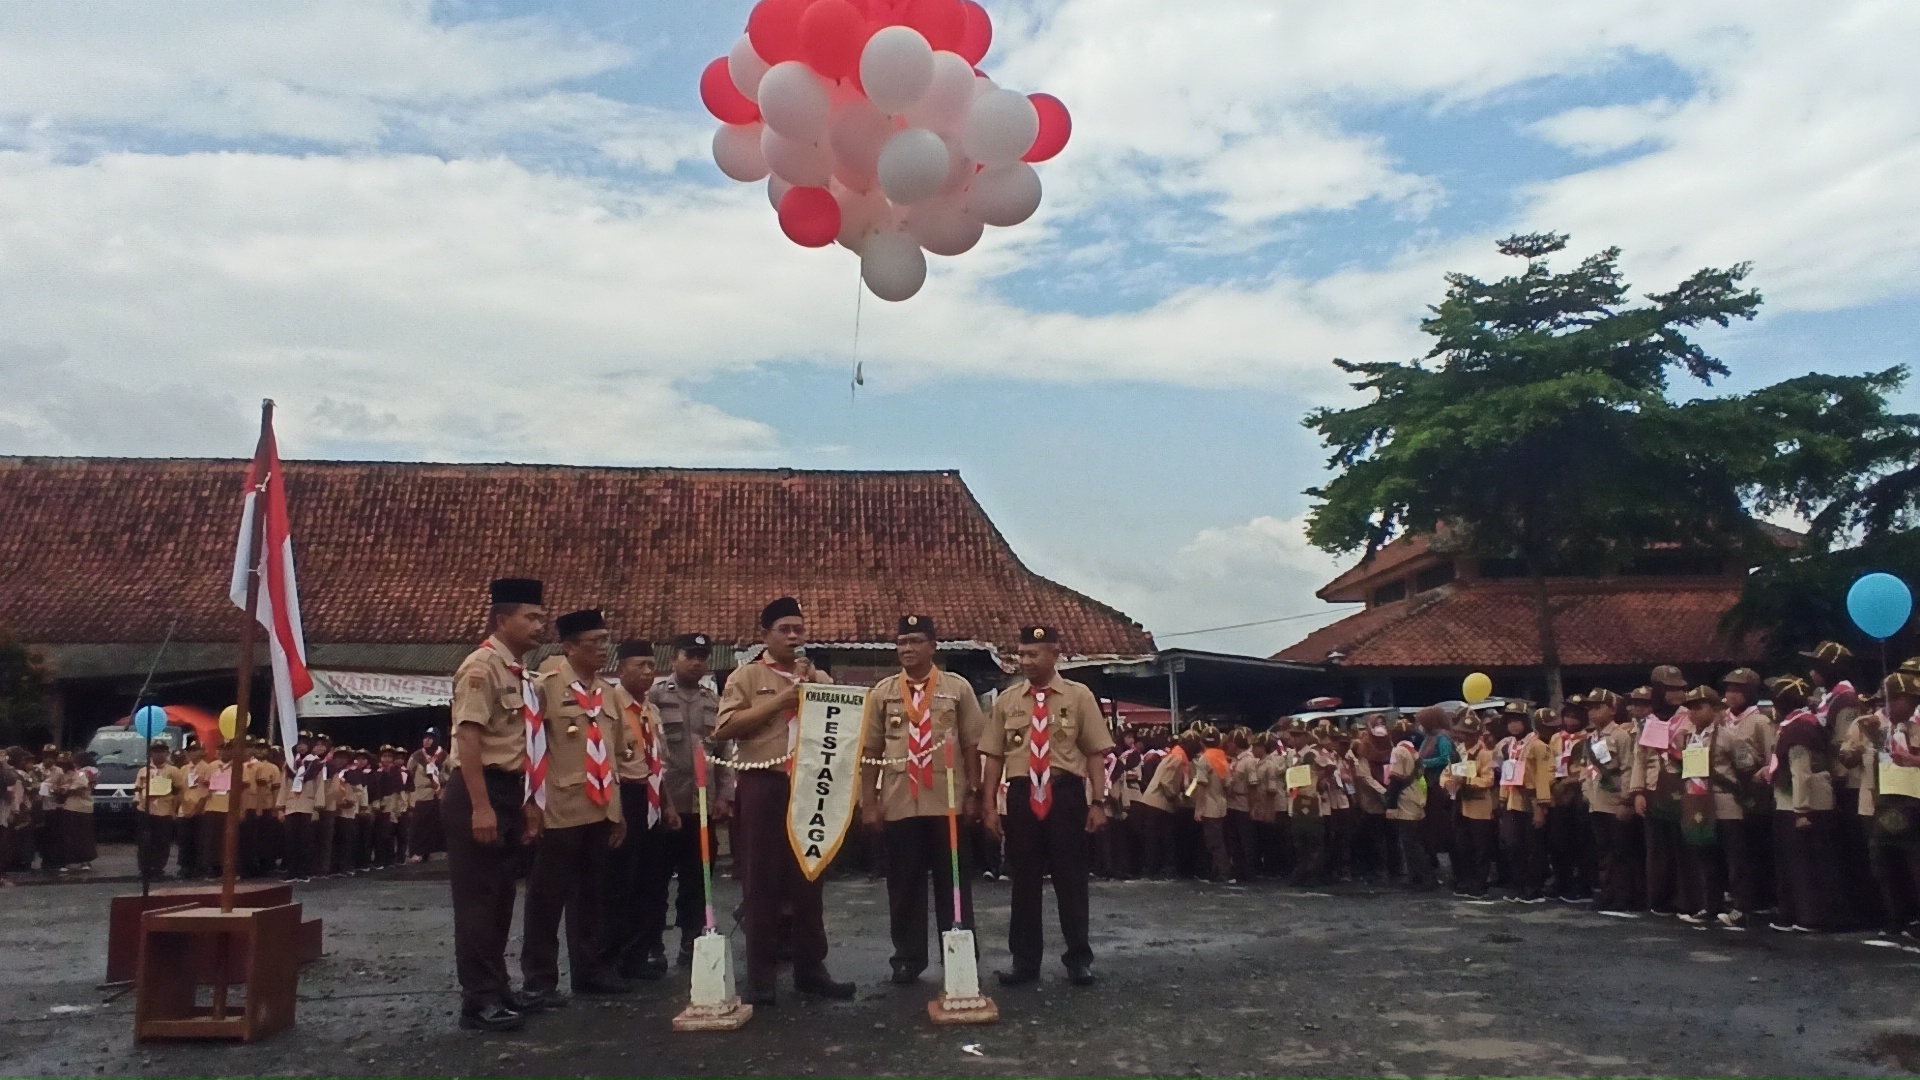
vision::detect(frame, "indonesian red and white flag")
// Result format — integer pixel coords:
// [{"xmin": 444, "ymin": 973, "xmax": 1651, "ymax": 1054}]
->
[{"xmin": 229, "ymin": 405, "xmax": 313, "ymax": 751}]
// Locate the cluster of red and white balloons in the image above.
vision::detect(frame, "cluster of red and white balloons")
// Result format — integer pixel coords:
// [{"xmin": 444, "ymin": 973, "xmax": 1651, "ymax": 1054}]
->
[{"xmin": 702, "ymin": 0, "xmax": 1071, "ymax": 302}]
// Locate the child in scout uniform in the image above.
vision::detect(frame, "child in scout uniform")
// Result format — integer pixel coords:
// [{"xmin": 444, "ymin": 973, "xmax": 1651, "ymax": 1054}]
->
[
  {"xmin": 1248, "ymin": 732, "xmax": 1284, "ymax": 878},
  {"xmin": 1545, "ymin": 698, "xmax": 1591, "ymax": 902},
  {"xmin": 858, "ymin": 615, "xmax": 989, "ymax": 984},
  {"xmin": 1671, "ymin": 686, "xmax": 1755, "ymax": 928},
  {"xmin": 1583, "ymin": 690, "xmax": 1642, "ymax": 913},
  {"xmin": 1494, "ymin": 702, "xmax": 1550, "ymax": 903},
  {"xmin": 1225, "ymin": 728, "xmax": 1261, "ymax": 882},
  {"xmin": 1133, "ymin": 731, "xmax": 1189, "ymax": 879},
  {"xmin": 1846, "ymin": 672, "xmax": 1920, "ymax": 939},
  {"xmin": 1764, "ymin": 676, "xmax": 1842, "ymax": 932},
  {"xmin": 1385, "ymin": 719, "xmax": 1431, "ymax": 889},
  {"xmin": 1347, "ymin": 718, "xmax": 1394, "ymax": 884},
  {"xmin": 1721, "ymin": 669, "xmax": 1777, "ymax": 917},
  {"xmin": 62, "ymin": 751, "xmax": 98, "ymax": 871},
  {"xmin": 1634, "ymin": 667, "xmax": 1695, "ymax": 916},
  {"xmin": 332, "ymin": 751, "xmax": 365, "ymax": 875},
  {"xmin": 283, "ymin": 737, "xmax": 321, "ymax": 881},
  {"xmin": 1190, "ymin": 726, "xmax": 1232, "ymax": 883},
  {"xmin": 1282, "ymin": 721, "xmax": 1327, "ymax": 887},
  {"xmin": 1319, "ymin": 724, "xmax": 1357, "ymax": 883},
  {"xmin": 1445, "ymin": 714, "xmax": 1497, "ymax": 898},
  {"xmin": 135, "ymin": 740, "xmax": 186, "ymax": 879}
]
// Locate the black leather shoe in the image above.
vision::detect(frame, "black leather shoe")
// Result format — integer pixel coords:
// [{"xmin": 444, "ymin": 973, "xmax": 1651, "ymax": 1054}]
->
[
  {"xmin": 996, "ymin": 968, "xmax": 1039, "ymax": 987},
  {"xmin": 1066, "ymin": 961, "xmax": 1097, "ymax": 987},
  {"xmin": 889, "ymin": 961, "xmax": 924, "ymax": 985},
  {"xmin": 794, "ymin": 971, "xmax": 857, "ymax": 1000},
  {"xmin": 743, "ymin": 984, "xmax": 778, "ymax": 1007},
  {"xmin": 458, "ymin": 1002, "xmax": 526, "ymax": 1032},
  {"xmin": 630, "ymin": 950, "xmax": 668, "ymax": 981},
  {"xmin": 511, "ymin": 988, "xmax": 568, "ymax": 1012},
  {"xmin": 572, "ymin": 975, "xmax": 637, "ymax": 997}
]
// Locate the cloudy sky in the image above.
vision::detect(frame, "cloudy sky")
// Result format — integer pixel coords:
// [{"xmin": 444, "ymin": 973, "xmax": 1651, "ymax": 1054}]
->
[{"xmin": 0, "ymin": 0, "xmax": 1915, "ymax": 655}]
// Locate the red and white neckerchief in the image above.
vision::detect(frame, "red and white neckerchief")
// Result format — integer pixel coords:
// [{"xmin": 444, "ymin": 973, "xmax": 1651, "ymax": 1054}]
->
[
  {"xmin": 759, "ymin": 655, "xmax": 803, "ymax": 775},
  {"xmin": 483, "ymin": 639, "xmax": 547, "ymax": 808},
  {"xmin": 1028, "ymin": 686, "xmax": 1053, "ymax": 820},
  {"xmin": 1816, "ymin": 681, "xmax": 1856, "ymax": 726},
  {"xmin": 571, "ymin": 679, "xmax": 612, "ymax": 807},
  {"xmin": 624, "ymin": 701, "xmax": 663, "ymax": 827},
  {"xmin": 902, "ymin": 672, "xmax": 936, "ymax": 797}
]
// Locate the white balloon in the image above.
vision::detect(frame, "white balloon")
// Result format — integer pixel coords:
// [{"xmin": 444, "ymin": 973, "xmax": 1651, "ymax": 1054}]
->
[
  {"xmin": 758, "ymin": 61, "xmax": 831, "ymax": 141},
  {"xmin": 965, "ymin": 161, "xmax": 1042, "ymax": 227},
  {"xmin": 940, "ymin": 135, "xmax": 974, "ymax": 195},
  {"xmin": 962, "ymin": 88, "xmax": 1041, "ymax": 167},
  {"xmin": 833, "ymin": 184, "xmax": 893, "ymax": 253},
  {"xmin": 860, "ymin": 26, "xmax": 934, "ymax": 115},
  {"xmin": 876, "ymin": 128, "xmax": 950, "ymax": 206},
  {"xmin": 905, "ymin": 52, "xmax": 977, "ymax": 135},
  {"xmin": 762, "ymin": 126, "xmax": 832, "ymax": 188},
  {"xmin": 973, "ymin": 74, "xmax": 997, "ymax": 98},
  {"xmin": 713, "ymin": 122, "xmax": 769, "ymax": 183},
  {"xmin": 829, "ymin": 96, "xmax": 894, "ymax": 192},
  {"xmin": 905, "ymin": 195, "xmax": 983, "ymax": 257},
  {"xmin": 861, "ymin": 230, "xmax": 927, "ymax": 302},
  {"xmin": 767, "ymin": 175, "xmax": 793, "ymax": 213},
  {"xmin": 729, "ymin": 35, "xmax": 770, "ymax": 101}
]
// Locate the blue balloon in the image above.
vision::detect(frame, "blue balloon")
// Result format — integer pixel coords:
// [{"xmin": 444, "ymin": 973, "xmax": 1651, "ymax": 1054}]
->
[
  {"xmin": 1847, "ymin": 572, "xmax": 1914, "ymax": 641},
  {"xmin": 133, "ymin": 705, "xmax": 170, "ymax": 741}
]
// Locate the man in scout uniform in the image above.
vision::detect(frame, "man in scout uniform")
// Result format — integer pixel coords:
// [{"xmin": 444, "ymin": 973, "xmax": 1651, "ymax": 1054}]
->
[
  {"xmin": 1583, "ymin": 690, "xmax": 1641, "ymax": 912},
  {"xmin": 605, "ymin": 638, "xmax": 678, "ymax": 981},
  {"xmin": 135, "ymin": 740, "xmax": 185, "ymax": 880},
  {"xmin": 648, "ymin": 632, "xmax": 728, "ymax": 969},
  {"xmin": 979, "ymin": 626, "xmax": 1114, "ymax": 987},
  {"xmin": 283, "ymin": 736, "xmax": 321, "ymax": 881},
  {"xmin": 713, "ymin": 597, "xmax": 856, "ymax": 1006},
  {"xmin": 521, "ymin": 609, "xmax": 632, "ymax": 1006},
  {"xmin": 1634, "ymin": 667, "xmax": 1693, "ymax": 916},
  {"xmin": 859, "ymin": 614, "xmax": 988, "ymax": 984},
  {"xmin": 445, "ymin": 577, "xmax": 547, "ymax": 1033}
]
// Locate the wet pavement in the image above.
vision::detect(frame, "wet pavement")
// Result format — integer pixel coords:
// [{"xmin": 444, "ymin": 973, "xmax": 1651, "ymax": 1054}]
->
[{"xmin": 6, "ymin": 847, "xmax": 1920, "ymax": 1078}]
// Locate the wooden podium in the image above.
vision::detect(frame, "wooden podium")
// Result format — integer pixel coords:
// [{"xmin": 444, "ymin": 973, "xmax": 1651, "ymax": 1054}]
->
[
  {"xmin": 134, "ymin": 903, "xmax": 304, "ymax": 1042},
  {"xmin": 108, "ymin": 882, "xmax": 322, "ymax": 984}
]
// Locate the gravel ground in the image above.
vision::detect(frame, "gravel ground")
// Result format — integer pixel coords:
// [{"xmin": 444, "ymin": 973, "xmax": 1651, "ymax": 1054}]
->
[{"xmin": 6, "ymin": 846, "xmax": 1920, "ymax": 1078}]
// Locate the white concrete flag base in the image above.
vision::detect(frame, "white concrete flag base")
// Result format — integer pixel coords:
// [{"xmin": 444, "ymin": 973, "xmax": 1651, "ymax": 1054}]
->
[
  {"xmin": 672, "ymin": 931, "xmax": 752, "ymax": 1032},
  {"xmin": 928, "ymin": 928, "xmax": 997, "ymax": 1025}
]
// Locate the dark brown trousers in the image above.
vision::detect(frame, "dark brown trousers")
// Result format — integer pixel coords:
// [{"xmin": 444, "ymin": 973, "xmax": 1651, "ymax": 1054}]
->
[
  {"xmin": 284, "ymin": 812, "xmax": 315, "ymax": 879},
  {"xmin": 443, "ymin": 769, "xmax": 527, "ymax": 1011},
  {"xmin": 1774, "ymin": 810, "xmax": 1844, "ymax": 929},
  {"xmin": 883, "ymin": 815, "xmax": 974, "ymax": 971},
  {"xmin": 138, "ymin": 815, "xmax": 175, "ymax": 878},
  {"xmin": 1499, "ymin": 809, "xmax": 1548, "ymax": 899},
  {"xmin": 736, "ymin": 771, "xmax": 829, "ymax": 991},
  {"xmin": 1593, "ymin": 812, "xmax": 1644, "ymax": 911},
  {"xmin": 1133, "ymin": 804, "xmax": 1173, "ymax": 877},
  {"xmin": 521, "ymin": 818, "xmax": 616, "ymax": 992},
  {"xmin": 1004, "ymin": 778, "xmax": 1092, "ymax": 973},
  {"xmin": 1200, "ymin": 816, "xmax": 1231, "ymax": 882}
]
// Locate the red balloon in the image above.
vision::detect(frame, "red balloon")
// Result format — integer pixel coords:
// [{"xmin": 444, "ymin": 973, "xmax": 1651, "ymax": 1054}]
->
[
  {"xmin": 748, "ymin": 0, "xmax": 811, "ymax": 65},
  {"xmin": 779, "ymin": 187, "xmax": 842, "ymax": 248},
  {"xmin": 903, "ymin": 0, "xmax": 966, "ymax": 53},
  {"xmin": 956, "ymin": 1, "xmax": 992, "ymax": 65},
  {"xmin": 1024, "ymin": 93, "xmax": 1072, "ymax": 163},
  {"xmin": 700, "ymin": 57, "xmax": 761, "ymax": 124},
  {"xmin": 799, "ymin": 0, "xmax": 869, "ymax": 81}
]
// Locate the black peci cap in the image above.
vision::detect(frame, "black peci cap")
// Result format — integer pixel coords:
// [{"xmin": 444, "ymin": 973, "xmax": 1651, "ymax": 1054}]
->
[
  {"xmin": 554, "ymin": 609, "xmax": 607, "ymax": 639},
  {"xmin": 615, "ymin": 640, "xmax": 654, "ymax": 662},
  {"xmin": 1019, "ymin": 626, "xmax": 1059, "ymax": 646},
  {"xmin": 490, "ymin": 578, "xmax": 545, "ymax": 606},
  {"xmin": 760, "ymin": 597, "xmax": 803, "ymax": 629},
  {"xmin": 898, "ymin": 614, "xmax": 936, "ymax": 638}
]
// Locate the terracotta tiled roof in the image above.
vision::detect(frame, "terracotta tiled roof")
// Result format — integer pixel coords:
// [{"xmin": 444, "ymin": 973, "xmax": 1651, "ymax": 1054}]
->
[
  {"xmin": 1273, "ymin": 580, "xmax": 1759, "ymax": 670},
  {"xmin": 1317, "ymin": 532, "xmax": 1443, "ymax": 602},
  {"xmin": 0, "ymin": 458, "xmax": 1153, "ymax": 657}
]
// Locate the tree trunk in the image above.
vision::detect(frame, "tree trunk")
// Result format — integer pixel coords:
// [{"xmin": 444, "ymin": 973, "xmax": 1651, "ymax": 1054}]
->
[{"xmin": 1527, "ymin": 561, "xmax": 1564, "ymax": 708}]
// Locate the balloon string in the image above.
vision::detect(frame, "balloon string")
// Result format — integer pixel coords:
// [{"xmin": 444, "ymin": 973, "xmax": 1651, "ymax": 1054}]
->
[{"xmin": 850, "ymin": 265, "xmax": 865, "ymax": 404}]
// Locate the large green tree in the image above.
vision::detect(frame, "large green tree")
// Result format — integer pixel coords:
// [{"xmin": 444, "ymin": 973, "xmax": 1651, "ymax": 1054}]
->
[
  {"xmin": 1303, "ymin": 233, "xmax": 1768, "ymax": 703},
  {"xmin": 0, "ymin": 627, "xmax": 51, "ymax": 746}
]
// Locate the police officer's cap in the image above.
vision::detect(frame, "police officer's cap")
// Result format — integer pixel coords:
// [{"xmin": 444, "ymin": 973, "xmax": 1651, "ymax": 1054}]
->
[{"xmin": 671, "ymin": 633, "xmax": 713, "ymax": 656}]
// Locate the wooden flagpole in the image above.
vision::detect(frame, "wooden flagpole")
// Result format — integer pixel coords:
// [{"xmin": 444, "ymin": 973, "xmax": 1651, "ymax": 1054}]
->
[{"xmin": 221, "ymin": 399, "xmax": 273, "ymax": 916}]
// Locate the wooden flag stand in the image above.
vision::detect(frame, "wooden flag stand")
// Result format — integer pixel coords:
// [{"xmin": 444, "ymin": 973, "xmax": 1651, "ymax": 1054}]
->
[
  {"xmin": 930, "ymin": 740, "xmax": 997, "ymax": 1025},
  {"xmin": 674, "ymin": 748, "xmax": 751, "ymax": 1032},
  {"xmin": 134, "ymin": 401, "xmax": 307, "ymax": 1044}
]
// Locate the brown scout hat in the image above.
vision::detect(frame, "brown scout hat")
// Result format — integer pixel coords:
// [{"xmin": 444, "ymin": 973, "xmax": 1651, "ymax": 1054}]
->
[
  {"xmin": 1628, "ymin": 685, "xmax": 1656, "ymax": 703},
  {"xmin": 1531, "ymin": 707, "xmax": 1558, "ymax": 726},
  {"xmin": 1651, "ymin": 665, "xmax": 1687, "ymax": 689},
  {"xmin": 1767, "ymin": 676, "xmax": 1813, "ymax": 709},
  {"xmin": 1501, "ymin": 699, "xmax": 1531, "ymax": 717},
  {"xmin": 1586, "ymin": 688, "xmax": 1620, "ymax": 708},
  {"xmin": 1885, "ymin": 672, "xmax": 1920, "ymax": 700},
  {"xmin": 1456, "ymin": 714, "xmax": 1484, "ymax": 735},
  {"xmin": 1683, "ymin": 685, "xmax": 1723, "ymax": 707},
  {"xmin": 1801, "ymin": 641, "xmax": 1852, "ymax": 665},
  {"xmin": 1899, "ymin": 656, "xmax": 1920, "ymax": 675},
  {"xmin": 1721, "ymin": 668, "xmax": 1762, "ymax": 689}
]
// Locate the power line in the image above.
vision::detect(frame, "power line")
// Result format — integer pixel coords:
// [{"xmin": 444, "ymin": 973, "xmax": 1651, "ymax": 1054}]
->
[{"xmin": 1157, "ymin": 605, "xmax": 1363, "ymax": 639}]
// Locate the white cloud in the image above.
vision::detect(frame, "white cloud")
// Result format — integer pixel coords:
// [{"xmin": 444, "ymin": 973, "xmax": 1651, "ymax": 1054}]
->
[{"xmin": 1043, "ymin": 515, "xmax": 1353, "ymax": 657}]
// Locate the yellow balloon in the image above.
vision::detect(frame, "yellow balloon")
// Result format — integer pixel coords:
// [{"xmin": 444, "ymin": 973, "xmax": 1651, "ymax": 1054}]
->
[
  {"xmin": 218, "ymin": 705, "xmax": 240, "ymax": 740},
  {"xmin": 1462, "ymin": 672, "xmax": 1493, "ymax": 705}
]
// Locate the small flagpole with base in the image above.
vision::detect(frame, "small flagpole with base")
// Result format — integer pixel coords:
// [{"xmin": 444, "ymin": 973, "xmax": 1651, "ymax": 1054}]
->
[
  {"xmin": 930, "ymin": 738, "xmax": 997, "ymax": 1024},
  {"xmin": 673, "ymin": 747, "xmax": 751, "ymax": 1032}
]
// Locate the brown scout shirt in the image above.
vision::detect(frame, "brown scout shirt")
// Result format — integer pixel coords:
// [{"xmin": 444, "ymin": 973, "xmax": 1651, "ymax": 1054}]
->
[
  {"xmin": 1494, "ymin": 734, "xmax": 1554, "ymax": 813},
  {"xmin": 1583, "ymin": 722, "xmax": 1637, "ymax": 815},
  {"xmin": 1134, "ymin": 750, "xmax": 1188, "ymax": 813},
  {"xmin": 1449, "ymin": 742, "xmax": 1498, "ymax": 821},
  {"xmin": 980, "ymin": 676, "xmax": 1115, "ymax": 786},
  {"xmin": 860, "ymin": 669, "xmax": 987, "ymax": 821},
  {"xmin": 135, "ymin": 764, "xmax": 187, "ymax": 818},
  {"xmin": 1226, "ymin": 750, "xmax": 1258, "ymax": 814},
  {"xmin": 616, "ymin": 696, "xmax": 663, "ymax": 783},
  {"xmin": 1386, "ymin": 741, "xmax": 1426, "ymax": 822},
  {"xmin": 715, "ymin": 659, "xmax": 814, "ymax": 768},
  {"xmin": 533, "ymin": 659, "xmax": 627, "ymax": 830},
  {"xmin": 449, "ymin": 636, "xmax": 531, "ymax": 774},
  {"xmin": 1190, "ymin": 754, "xmax": 1228, "ymax": 819}
]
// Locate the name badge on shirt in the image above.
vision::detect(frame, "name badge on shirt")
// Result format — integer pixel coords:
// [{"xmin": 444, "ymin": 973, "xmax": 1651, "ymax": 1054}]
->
[
  {"xmin": 1450, "ymin": 762, "xmax": 1470, "ymax": 779},
  {"xmin": 1591, "ymin": 739, "xmax": 1612, "ymax": 765},
  {"xmin": 1682, "ymin": 747, "xmax": 1710, "ymax": 780},
  {"xmin": 1499, "ymin": 759, "xmax": 1522, "ymax": 787}
]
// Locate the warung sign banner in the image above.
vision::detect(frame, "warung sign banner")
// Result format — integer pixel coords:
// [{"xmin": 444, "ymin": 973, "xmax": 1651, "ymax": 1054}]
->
[{"xmin": 786, "ymin": 684, "xmax": 872, "ymax": 881}]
